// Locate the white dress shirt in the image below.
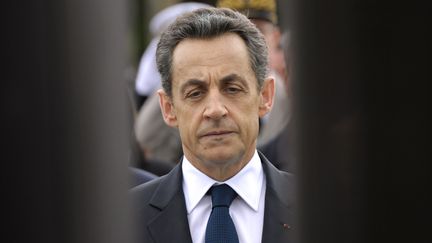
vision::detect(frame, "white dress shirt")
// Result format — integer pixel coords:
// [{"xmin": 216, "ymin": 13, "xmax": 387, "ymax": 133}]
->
[{"xmin": 182, "ymin": 150, "xmax": 266, "ymax": 243}]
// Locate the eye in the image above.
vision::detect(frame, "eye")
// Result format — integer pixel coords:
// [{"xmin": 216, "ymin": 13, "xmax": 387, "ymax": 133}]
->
[
  {"xmin": 186, "ymin": 89, "xmax": 204, "ymax": 99},
  {"xmin": 225, "ymin": 86, "xmax": 242, "ymax": 94}
]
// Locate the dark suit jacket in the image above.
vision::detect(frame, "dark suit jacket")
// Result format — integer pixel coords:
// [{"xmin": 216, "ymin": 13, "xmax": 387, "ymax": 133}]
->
[
  {"xmin": 129, "ymin": 167, "xmax": 158, "ymax": 188},
  {"xmin": 130, "ymin": 151, "xmax": 296, "ymax": 243},
  {"xmin": 259, "ymin": 122, "xmax": 297, "ymax": 174}
]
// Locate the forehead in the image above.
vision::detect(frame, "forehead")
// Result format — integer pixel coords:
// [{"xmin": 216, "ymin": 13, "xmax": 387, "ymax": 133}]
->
[{"xmin": 171, "ymin": 33, "xmax": 254, "ymax": 84}]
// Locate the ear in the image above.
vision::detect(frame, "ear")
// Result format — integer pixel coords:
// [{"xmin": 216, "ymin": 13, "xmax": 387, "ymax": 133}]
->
[
  {"xmin": 258, "ymin": 77, "xmax": 275, "ymax": 118},
  {"xmin": 157, "ymin": 89, "xmax": 178, "ymax": 127}
]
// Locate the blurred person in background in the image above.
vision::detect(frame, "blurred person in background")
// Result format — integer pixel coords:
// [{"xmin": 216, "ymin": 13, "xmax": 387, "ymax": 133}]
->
[{"xmin": 131, "ymin": 7, "xmax": 295, "ymax": 243}]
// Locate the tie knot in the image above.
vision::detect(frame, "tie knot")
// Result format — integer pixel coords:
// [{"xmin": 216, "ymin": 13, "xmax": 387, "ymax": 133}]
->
[{"xmin": 210, "ymin": 184, "xmax": 237, "ymax": 208}]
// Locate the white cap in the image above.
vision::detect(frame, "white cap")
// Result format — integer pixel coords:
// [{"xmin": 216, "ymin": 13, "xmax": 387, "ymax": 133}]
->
[{"xmin": 150, "ymin": 2, "xmax": 211, "ymax": 36}]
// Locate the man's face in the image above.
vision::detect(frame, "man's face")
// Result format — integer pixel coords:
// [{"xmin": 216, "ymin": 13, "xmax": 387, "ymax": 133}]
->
[{"xmin": 158, "ymin": 33, "xmax": 274, "ymax": 179}]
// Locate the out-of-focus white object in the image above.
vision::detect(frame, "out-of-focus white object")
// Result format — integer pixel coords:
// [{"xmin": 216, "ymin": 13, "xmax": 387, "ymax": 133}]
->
[{"xmin": 135, "ymin": 2, "xmax": 211, "ymax": 96}]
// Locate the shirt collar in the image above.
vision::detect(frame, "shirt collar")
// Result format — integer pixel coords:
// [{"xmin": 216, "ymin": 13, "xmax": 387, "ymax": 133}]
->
[{"xmin": 182, "ymin": 150, "xmax": 264, "ymax": 214}]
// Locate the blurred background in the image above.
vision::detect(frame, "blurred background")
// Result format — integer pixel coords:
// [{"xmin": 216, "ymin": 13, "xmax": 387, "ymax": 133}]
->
[{"xmin": 3, "ymin": 0, "xmax": 430, "ymax": 243}]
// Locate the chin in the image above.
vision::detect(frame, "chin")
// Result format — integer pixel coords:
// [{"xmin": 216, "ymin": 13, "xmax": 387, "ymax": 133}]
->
[{"xmin": 204, "ymin": 149, "xmax": 244, "ymax": 165}]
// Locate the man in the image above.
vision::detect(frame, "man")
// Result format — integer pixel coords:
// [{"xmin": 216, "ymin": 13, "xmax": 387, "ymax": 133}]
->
[{"xmin": 131, "ymin": 7, "xmax": 296, "ymax": 243}]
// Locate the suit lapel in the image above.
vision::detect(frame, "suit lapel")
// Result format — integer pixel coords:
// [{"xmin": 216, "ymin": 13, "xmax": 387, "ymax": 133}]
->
[
  {"xmin": 147, "ymin": 163, "xmax": 193, "ymax": 243},
  {"xmin": 260, "ymin": 152, "xmax": 297, "ymax": 243}
]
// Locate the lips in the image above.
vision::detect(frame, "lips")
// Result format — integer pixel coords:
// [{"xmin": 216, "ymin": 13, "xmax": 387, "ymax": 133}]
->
[
  {"xmin": 202, "ymin": 130, "xmax": 233, "ymax": 137},
  {"xmin": 197, "ymin": 122, "xmax": 238, "ymax": 139}
]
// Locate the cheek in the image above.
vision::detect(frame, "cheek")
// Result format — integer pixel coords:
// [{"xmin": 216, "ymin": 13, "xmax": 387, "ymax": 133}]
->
[
  {"xmin": 238, "ymin": 117, "xmax": 260, "ymax": 146},
  {"xmin": 250, "ymin": 115, "xmax": 260, "ymax": 133},
  {"xmin": 236, "ymin": 105, "xmax": 260, "ymax": 134},
  {"xmin": 177, "ymin": 109, "xmax": 200, "ymax": 137}
]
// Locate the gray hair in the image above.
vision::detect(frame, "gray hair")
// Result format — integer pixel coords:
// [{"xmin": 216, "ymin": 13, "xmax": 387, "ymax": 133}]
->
[{"xmin": 156, "ymin": 7, "xmax": 269, "ymax": 97}]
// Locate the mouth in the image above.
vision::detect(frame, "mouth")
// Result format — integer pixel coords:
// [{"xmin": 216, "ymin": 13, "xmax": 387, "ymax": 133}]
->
[{"xmin": 201, "ymin": 130, "xmax": 234, "ymax": 138}]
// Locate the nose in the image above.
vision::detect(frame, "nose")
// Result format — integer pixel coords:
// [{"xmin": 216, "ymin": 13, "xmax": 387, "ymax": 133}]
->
[{"xmin": 203, "ymin": 90, "xmax": 228, "ymax": 120}]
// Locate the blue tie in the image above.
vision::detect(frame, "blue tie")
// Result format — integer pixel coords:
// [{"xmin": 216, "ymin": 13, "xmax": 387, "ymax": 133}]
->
[{"xmin": 205, "ymin": 184, "xmax": 239, "ymax": 243}]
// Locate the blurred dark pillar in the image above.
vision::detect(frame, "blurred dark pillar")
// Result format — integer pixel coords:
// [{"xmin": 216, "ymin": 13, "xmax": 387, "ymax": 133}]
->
[
  {"xmin": 4, "ymin": 1, "xmax": 133, "ymax": 243},
  {"xmin": 291, "ymin": 0, "xmax": 430, "ymax": 243}
]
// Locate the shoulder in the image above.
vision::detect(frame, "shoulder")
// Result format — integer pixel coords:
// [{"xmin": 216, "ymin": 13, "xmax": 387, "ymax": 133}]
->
[
  {"xmin": 130, "ymin": 175, "xmax": 165, "ymax": 209},
  {"xmin": 129, "ymin": 163, "xmax": 183, "ymax": 211},
  {"xmin": 129, "ymin": 167, "xmax": 158, "ymax": 188},
  {"xmin": 259, "ymin": 151, "xmax": 296, "ymax": 205},
  {"xmin": 259, "ymin": 150, "xmax": 294, "ymax": 181},
  {"xmin": 266, "ymin": 162, "xmax": 296, "ymax": 194}
]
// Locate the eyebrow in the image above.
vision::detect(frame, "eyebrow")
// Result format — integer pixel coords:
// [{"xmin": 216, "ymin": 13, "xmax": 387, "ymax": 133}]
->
[
  {"xmin": 220, "ymin": 73, "xmax": 248, "ymax": 87},
  {"xmin": 179, "ymin": 73, "xmax": 248, "ymax": 94},
  {"xmin": 180, "ymin": 79, "xmax": 206, "ymax": 95}
]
